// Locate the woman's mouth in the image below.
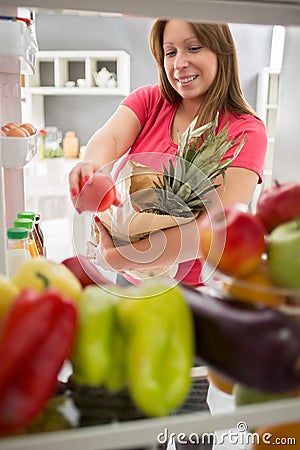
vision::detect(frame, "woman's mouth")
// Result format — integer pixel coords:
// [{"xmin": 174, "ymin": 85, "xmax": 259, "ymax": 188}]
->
[{"xmin": 176, "ymin": 75, "xmax": 198, "ymax": 85}]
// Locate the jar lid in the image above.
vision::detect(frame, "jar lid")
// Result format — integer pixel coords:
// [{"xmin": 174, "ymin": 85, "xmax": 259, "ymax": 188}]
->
[
  {"xmin": 17, "ymin": 211, "xmax": 36, "ymax": 221},
  {"xmin": 14, "ymin": 218, "xmax": 33, "ymax": 229},
  {"xmin": 7, "ymin": 227, "xmax": 29, "ymax": 239}
]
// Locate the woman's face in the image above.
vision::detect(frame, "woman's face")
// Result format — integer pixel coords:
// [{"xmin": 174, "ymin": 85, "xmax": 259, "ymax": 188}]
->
[{"xmin": 163, "ymin": 20, "xmax": 218, "ymax": 103}]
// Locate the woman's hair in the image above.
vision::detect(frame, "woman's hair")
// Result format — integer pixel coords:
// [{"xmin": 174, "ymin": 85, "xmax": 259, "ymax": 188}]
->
[{"xmin": 149, "ymin": 20, "xmax": 259, "ymax": 127}]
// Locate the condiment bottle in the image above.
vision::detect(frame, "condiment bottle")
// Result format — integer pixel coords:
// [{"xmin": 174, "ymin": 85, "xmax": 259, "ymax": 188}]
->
[
  {"xmin": 33, "ymin": 212, "xmax": 46, "ymax": 256},
  {"xmin": 63, "ymin": 131, "xmax": 79, "ymax": 158},
  {"xmin": 13, "ymin": 218, "xmax": 39, "ymax": 258},
  {"xmin": 17, "ymin": 211, "xmax": 44, "ymax": 257},
  {"xmin": 7, "ymin": 227, "xmax": 31, "ymax": 277}
]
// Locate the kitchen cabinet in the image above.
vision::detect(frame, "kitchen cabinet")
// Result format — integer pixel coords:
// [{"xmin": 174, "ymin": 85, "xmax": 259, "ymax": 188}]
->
[{"xmin": 22, "ymin": 50, "xmax": 130, "ymax": 128}]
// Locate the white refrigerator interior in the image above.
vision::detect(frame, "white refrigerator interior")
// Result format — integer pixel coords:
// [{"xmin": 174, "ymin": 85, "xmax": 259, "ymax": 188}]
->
[
  {"xmin": 1, "ymin": 2, "xmax": 300, "ymax": 450},
  {"xmin": 0, "ymin": 6, "xmax": 38, "ymax": 274}
]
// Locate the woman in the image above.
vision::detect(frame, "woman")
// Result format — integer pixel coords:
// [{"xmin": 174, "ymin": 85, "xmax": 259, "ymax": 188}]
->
[{"xmin": 69, "ymin": 19, "xmax": 267, "ymax": 286}]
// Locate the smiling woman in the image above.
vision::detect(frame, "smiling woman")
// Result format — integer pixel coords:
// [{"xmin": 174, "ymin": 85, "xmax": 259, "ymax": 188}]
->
[{"xmin": 68, "ymin": 18, "xmax": 267, "ymax": 288}]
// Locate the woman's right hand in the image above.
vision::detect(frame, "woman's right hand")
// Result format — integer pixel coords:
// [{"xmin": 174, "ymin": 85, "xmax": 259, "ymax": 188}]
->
[{"xmin": 69, "ymin": 160, "xmax": 101, "ymax": 208}]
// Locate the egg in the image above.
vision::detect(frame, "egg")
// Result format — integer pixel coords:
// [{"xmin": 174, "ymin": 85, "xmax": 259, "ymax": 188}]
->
[
  {"xmin": 1, "ymin": 126, "xmax": 9, "ymax": 135},
  {"xmin": 20, "ymin": 123, "xmax": 37, "ymax": 136},
  {"xmin": 7, "ymin": 127, "xmax": 30, "ymax": 137},
  {"xmin": 5, "ymin": 121, "xmax": 20, "ymax": 130}
]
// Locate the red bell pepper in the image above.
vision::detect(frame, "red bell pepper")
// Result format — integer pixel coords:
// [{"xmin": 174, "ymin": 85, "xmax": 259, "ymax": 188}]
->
[{"xmin": 0, "ymin": 289, "xmax": 77, "ymax": 435}]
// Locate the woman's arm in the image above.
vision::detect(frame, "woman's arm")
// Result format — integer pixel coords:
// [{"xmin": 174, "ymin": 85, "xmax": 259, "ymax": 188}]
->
[
  {"xmin": 96, "ymin": 166, "xmax": 259, "ymax": 272},
  {"xmin": 69, "ymin": 105, "xmax": 141, "ymax": 202}
]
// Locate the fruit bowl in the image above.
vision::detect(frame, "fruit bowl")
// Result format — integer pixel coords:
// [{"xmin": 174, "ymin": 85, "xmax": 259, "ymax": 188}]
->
[{"xmin": 201, "ymin": 262, "xmax": 300, "ymax": 316}]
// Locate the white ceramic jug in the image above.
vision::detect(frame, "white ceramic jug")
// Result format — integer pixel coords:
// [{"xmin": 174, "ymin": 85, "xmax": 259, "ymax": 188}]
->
[{"xmin": 93, "ymin": 67, "xmax": 116, "ymax": 87}]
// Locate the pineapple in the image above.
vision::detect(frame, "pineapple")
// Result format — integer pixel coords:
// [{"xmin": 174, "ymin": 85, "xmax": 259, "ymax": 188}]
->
[{"xmin": 133, "ymin": 112, "xmax": 245, "ymax": 217}]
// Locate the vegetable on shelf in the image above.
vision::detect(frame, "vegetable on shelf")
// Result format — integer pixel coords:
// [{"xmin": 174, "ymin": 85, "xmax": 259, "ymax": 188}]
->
[
  {"xmin": 70, "ymin": 281, "xmax": 194, "ymax": 418},
  {"xmin": 0, "ymin": 288, "xmax": 77, "ymax": 435},
  {"xmin": 183, "ymin": 285, "xmax": 300, "ymax": 393},
  {"xmin": 71, "ymin": 285, "xmax": 126, "ymax": 392},
  {"xmin": 118, "ymin": 282, "xmax": 194, "ymax": 417},
  {"xmin": 12, "ymin": 257, "xmax": 82, "ymax": 302},
  {"xmin": 0, "ymin": 274, "xmax": 19, "ymax": 321}
]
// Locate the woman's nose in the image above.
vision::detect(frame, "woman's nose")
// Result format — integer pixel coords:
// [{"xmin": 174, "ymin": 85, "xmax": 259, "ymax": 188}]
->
[{"xmin": 174, "ymin": 51, "xmax": 188, "ymax": 69}]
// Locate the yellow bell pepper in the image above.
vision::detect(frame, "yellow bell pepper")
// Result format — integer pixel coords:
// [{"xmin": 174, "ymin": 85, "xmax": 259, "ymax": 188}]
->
[
  {"xmin": 12, "ymin": 257, "xmax": 82, "ymax": 302},
  {"xmin": 0, "ymin": 274, "xmax": 19, "ymax": 320}
]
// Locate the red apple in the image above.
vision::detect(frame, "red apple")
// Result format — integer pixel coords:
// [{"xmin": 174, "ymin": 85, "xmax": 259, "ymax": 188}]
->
[
  {"xmin": 62, "ymin": 255, "xmax": 111, "ymax": 287},
  {"xmin": 200, "ymin": 205, "xmax": 266, "ymax": 278},
  {"xmin": 255, "ymin": 181, "xmax": 300, "ymax": 233}
]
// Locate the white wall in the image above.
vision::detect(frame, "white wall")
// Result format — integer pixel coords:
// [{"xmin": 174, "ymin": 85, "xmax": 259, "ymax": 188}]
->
[
  {"xmin": 34, "ymin": 14, "xmax": 273, "ymax": 146},
  {"xmin": 272, "ymin": 26, "xmax": 300, "ymax": 183}
]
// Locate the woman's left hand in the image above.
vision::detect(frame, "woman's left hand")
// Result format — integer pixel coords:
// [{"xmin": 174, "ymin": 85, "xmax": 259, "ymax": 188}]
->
[{"xmin": 94, "ymin": 217, "xmax": 118, "ymax": 272}]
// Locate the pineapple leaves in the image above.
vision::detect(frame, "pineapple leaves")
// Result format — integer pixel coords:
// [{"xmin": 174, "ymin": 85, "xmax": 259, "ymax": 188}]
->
[{"xmin": 139, "ymin": 112, "xmax": 246, "ymax": 216}]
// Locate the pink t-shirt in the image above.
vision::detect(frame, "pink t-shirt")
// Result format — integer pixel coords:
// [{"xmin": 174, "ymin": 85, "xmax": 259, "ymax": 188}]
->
[
  {"xmin": 118, "ymin": 84, "xmax": 267, "ymax": 286},
  {"xmin": 120, "ymin": 84, "xmax": 267, "ymax": 182}
]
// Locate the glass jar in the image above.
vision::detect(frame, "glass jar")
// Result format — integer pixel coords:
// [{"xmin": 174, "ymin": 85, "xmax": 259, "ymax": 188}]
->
[{"xmin": 63, "ymin": 131, "xmax": 79, "ymax": 158}]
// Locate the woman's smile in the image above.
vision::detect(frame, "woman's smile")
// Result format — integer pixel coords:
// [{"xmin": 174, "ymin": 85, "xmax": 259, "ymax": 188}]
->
[{"xmin": 175, "ymin": 74, "xmax": 199, "ymax": 85}]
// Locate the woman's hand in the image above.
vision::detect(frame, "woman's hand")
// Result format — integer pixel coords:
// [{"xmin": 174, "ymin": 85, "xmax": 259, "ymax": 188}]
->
[
  {"xmin": 69, "ymin": 160, "xmax": 101, "ymax": 207},
  {"xmin": 94, "ymin": 217, "xmax": 120, "ymax": 272}
]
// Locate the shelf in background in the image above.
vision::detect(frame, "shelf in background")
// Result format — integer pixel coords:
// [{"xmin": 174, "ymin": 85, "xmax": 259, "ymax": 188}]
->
[{"xmin": 22, "ymin": 86, "xmax": 127, "ymax": 96}]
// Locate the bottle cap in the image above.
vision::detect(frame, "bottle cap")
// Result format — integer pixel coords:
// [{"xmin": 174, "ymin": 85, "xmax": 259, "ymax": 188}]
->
[
  {"xmin": 7, "ymin": 227, "xmax": 29, "ymax": 239},
  {"xmin": 17, "ymin": 211, "xmax": 36, "ymax": 221},
  {"xmin": 14, "ymin": 218, "xmax": 33, "ymax": 229}
]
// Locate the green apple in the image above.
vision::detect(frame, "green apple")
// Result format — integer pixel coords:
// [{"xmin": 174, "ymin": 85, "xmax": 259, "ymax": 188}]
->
[
  {"xmin": 268, "ymin": 219, "xmax": 300, "ymax": 289},
  {"xmin": 233, "ymin": 383, "xmax": 293, "ymax": 407}
]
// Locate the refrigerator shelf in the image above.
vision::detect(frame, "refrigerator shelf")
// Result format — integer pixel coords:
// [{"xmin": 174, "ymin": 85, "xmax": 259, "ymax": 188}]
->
[
  {"xmin": 1, "ymin": 396, "xmax": 300, "ymax": 450},
  {"xmin": 0, "ymin": 132, "xmax": 38, "ymax": 168}
]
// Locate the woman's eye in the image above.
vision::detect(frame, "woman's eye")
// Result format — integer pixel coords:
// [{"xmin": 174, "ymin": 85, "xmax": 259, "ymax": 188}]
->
[
  {"xmin": 165, "ymin": 50, "xmax": 176, "ymax": 57},
  {"xmin": 188, "ymin": 46, "xmax": 202, "ymax": 52}
]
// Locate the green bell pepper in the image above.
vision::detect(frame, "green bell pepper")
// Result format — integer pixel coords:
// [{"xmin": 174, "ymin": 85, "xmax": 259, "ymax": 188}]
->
[
  {"xmin": 118, "ymin": 281, "xmax": 194, "ymax": 417},
  {"xmin": 71, "ymin": 286, "xmax": 126, "ymax": 392}
]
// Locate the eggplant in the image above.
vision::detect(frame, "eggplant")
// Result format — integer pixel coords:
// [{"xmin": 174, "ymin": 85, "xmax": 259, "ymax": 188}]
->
[{"xmin": 181, "ymin": 285, "xmax": 300, "ymax": 393}]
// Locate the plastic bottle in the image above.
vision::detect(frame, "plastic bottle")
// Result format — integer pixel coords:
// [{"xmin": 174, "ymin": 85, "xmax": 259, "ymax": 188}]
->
[
  {"xmin": 7, "ymin": 227, "xmax": 31, "ymax": 277},
  {"xmin": 13, "ymin": 218, "xmax": 39, "ymax": 258},
  {"xmin": 17, "ymin": 211, "xmax": 44, "ymax": 257},
  {"xmin": 63, "ymin": 131, "xmax": 79, "ymax": 158}
]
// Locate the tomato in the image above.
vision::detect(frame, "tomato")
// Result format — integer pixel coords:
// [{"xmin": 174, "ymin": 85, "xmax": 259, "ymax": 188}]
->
[{"xmin": 77, "ymin": 172, "xmax": 120, "ymax": 212}]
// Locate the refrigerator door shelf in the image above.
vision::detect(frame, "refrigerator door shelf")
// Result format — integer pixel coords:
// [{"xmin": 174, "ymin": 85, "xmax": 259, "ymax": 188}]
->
[
  {"xmin": 0, "ymin": 132, "xmax": 38, "ymax": 168},
  {"xmin": 0, "ymin": 19, "xmax": 37, "ymax": 74}
]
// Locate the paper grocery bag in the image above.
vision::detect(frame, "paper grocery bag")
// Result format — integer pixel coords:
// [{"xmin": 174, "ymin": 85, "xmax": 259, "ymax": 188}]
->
[{"xmin": 99, "ymin": 160, "xmax": 195, "ymax": 245}]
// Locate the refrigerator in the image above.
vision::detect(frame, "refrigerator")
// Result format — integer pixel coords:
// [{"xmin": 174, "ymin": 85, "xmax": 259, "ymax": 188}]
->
[{"xmin": 0, "ymin": 1, "xmax": 300, "ymax": 449}]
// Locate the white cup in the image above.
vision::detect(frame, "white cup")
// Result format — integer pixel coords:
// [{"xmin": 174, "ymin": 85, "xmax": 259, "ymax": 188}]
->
[
  {"xmin": 65, "ymin": 81, "xmax": 75, "ymax": 87},
  {"xmin": 77, "ymin": 78, "xmax": 87, "ymax": 88}
]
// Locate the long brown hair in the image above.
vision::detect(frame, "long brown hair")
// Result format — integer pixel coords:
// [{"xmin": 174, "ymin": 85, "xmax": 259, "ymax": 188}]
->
[{"xmin": 149, "ymin": 20, "xmax": 259, "ymax": 128}]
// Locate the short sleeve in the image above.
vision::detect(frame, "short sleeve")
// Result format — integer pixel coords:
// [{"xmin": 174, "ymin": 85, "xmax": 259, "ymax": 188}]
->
[
  {"xmin": 219, "ymin": 113, "xmax": 268, "ymax": 183},
  {"xmin": 120, "ymin": 85, "xmax": 163, "ymax": 127}
]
